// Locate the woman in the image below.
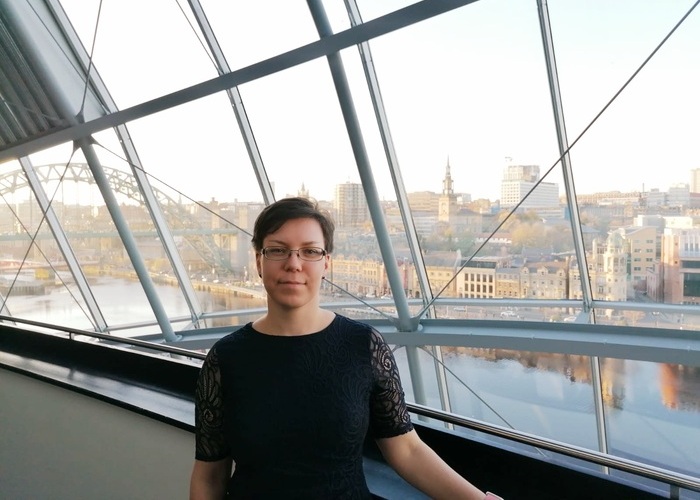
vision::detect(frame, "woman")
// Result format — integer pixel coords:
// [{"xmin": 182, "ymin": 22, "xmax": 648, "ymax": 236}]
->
[{"xmin": 190, "ymin": 197, "xmax": 501, "ymax": 499}]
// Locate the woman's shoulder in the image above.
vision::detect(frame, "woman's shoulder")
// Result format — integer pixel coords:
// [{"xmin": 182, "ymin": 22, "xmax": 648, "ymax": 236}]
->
[
  {"xmin": 210, "ymin": 322, "xmax": 254, "ymax": 350},
  {"xmin": 332, "ymin": 314, "xmax": 379, "ymax": 339}
]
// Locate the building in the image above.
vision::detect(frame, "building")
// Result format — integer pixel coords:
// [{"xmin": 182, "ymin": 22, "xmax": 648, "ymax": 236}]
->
[
  {"xmin": 661, "ymin": 227, "xmax": 700, "ymax": 305},
  {"xmin": 438, "ymin": 159, "xmax": 459, "ymax": 223},
  {"xmin": 614, "ymin": 226, "xmax": 658, "ymax": 294},
  {"xmin": 333, "ymin": 182, "xmax": 369, "ymax": 227},
  {"xmin": 690, "ymin": 168, "xmax": 700, "ymax": 194},
  {"xmin": 578, "ymin": 190, "xmax": 642, "ymax": 206},
  {"xmin": 456, "ymin": 258, "xmax": 498, "ymax": 299},
  {"xmin": 589, "ymin": 233, "xmax": 628, "ymax": 304},
  {"xmin": 500, "ymin": 164, "xmax": 560, "ymax": 212},
  {"xmin": 407, "ymin": 191, "xmax": 440, "ymax": 212},
  {"xmin": 668, "ymin": 183, "xmax": 691, "ymax": 209},
  {"xmin": 520, "ymin": 261, "xmax": 569, "ymax": 300}
]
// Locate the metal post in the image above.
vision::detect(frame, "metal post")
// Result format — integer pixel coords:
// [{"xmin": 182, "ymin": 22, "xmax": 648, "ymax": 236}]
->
[
  {"xmin": 79, "ymin": 139, "xmax": 178, "ymax": 342},
  {"xmin": 306, "ymin": 0, "xmax": 428, "ymax": 407},
  {"xmin": 19, "ymin": 158, "xmax": 108, "ymax": 332},
  {"xmin": 536, "ymin": 0, "xmax": 594, "ymax": 311}
]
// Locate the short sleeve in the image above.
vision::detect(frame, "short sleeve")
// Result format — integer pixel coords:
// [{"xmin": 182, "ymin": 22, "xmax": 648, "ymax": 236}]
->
[
  {"xmin": 194, "ymin": 346, "xmax": 230, "ymax": 461},
  {"xmin": 368, "ymin": 329, "xmax": 414, "ymax": 438}
]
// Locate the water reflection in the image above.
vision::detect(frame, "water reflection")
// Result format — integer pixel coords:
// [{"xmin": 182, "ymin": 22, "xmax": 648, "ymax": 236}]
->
[
  {"xmin": 393, "ymin": 346, "xmax": 699, "ymax": 477},
  {"xmin": 2, "ymin": 275, "xmax": 267, "ymax": 332},
  {"xmin": 439, "ymin": 347, "xmax": 700, "ymax": 415},
  {"xmin": 659, "ymin": 364, "xmax": 700, "ymax": 412}
]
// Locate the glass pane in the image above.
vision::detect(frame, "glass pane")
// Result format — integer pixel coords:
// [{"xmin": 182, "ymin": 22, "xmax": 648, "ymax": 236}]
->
[
  {"xmin": 237, "ymin": 54, "xmax": 415, "ymax": 320},
  {"xmin": 396, "ymin": 341, "xmax": 700, "ymax": 478},
  {"xmin": 602, "ymin": 358, "xmax": 700, "ymax": 477},
  {"xmin": 353, "ymin": 1, "xmax": 574, "ymax": 319},
  {"xmin": 60, "ymin": 0, "xmax": 219, "ymax": 108},
  {"xmin": 201, "ymin": 0, "xmax": 319, "ymax": 69},
  {"xmin": 548, "ymin": 0, "xmax": 700, "ymax": 318}
]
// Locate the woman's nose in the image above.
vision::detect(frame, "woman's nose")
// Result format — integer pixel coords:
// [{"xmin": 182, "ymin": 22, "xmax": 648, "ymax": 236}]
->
[{"xmin": 284, "ymin": 251, "xmax": 303, "ymax": 267}]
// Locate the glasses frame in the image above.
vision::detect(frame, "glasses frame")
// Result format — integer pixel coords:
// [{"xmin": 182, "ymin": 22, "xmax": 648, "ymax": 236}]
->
[{"xmin": 261, "ymin": 246, "xmax": 327, "ymax": 262}]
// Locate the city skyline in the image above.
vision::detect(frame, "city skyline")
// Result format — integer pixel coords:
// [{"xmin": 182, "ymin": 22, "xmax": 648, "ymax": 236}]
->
[{"xmin": 5, "ymin": 160, "xmax": 700, "ymax": 209}]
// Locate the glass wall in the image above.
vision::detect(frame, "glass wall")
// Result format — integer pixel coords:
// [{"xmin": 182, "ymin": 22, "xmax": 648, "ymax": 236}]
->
[{"xmin": 0, "ymin": 0, "xmax": 698, "ymax": 486}]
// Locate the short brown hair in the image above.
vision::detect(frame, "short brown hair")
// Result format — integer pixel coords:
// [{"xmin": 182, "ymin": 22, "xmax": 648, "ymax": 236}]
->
[{"xmin": 251, "ymin": 197, "xmax": 335, "ymax": 253}]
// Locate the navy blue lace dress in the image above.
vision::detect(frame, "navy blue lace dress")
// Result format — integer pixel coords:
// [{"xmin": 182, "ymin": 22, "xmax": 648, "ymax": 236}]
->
[{"xmin": 194, "ymin": 314, "xmax": 414, "ymax": 499}]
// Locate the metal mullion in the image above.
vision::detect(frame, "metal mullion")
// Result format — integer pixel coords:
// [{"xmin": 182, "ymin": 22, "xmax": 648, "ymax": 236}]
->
[
  {"xmin": 536, "ymin": 0, "xmax": 595, "ymax": 313},
  {"xmin": 0, "ymin": 24, "xmax": 58, "ymax": 130},
  {"xmin": 344, "ymin": 0, "xmax": 459, "ymax": 416},
  {"xmin": 79, "ymin": 139, "xmax": 178, "ymax": 342},
  {"xmin": 306, "ymin": 0, "xmax": 430, "ymax": 411},
  {"xmin": 0, "ymin": 0, "xmax": 480, "ymax": 163},
  {"xmin": 19, "ymin": 156, "xmax": 109, "ymax": 332},
  {"xmin": 116, "ymin": 126, "xmax": 205, "ymax": 324},
  {"xmin": 187, "ymin": 0, "xmax": 275, "ymax": 204},
  {"xmin": 305, "ymin": 0, "xmax": 413, "ymax": 330},
  {"xmin": 0, "ymin": 56, "xmax": 41, "ymax": 136},
  {"xmin": 0, "ymin": 41, "xmax": 45, "ymax": 137},
  {"xmin": 45, "ymin": 0, "xmax": 205, "ymax": 325},
  {"xmin": 0, "ymin": 104, "xmax": 18, "ymax": 144},
  {"xmin": 536, "ymin": 0, "xmax": 607, "ymax": 461},
  {"xmin": 589, "ymin": 355, "xmax": 609, "ymax": 466},
  {"xmin": 0, "ymin": 62, "xmax": 23, "ymax": 140},
  {"xmin": 3, "ymin": 1, "xmax": 178, "ymax": 341},
  {"xmin": 343, "ymin": 0, "xmax": 442, "ymax": 315}
]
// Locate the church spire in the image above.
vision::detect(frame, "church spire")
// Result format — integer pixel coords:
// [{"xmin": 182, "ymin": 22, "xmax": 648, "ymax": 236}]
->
[{"xmin": 442, "ymin": 157, "xmax": 454, "ymax": 196}]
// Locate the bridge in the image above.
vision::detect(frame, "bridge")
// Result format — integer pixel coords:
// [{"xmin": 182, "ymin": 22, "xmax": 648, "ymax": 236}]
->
[{"xmin": 1, "ymin": 163, "xmax": 243, "ymax": 272}]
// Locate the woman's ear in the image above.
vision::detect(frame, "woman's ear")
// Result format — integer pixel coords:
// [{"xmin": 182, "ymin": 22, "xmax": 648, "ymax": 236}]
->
[{"xmin": 255, "ymin": 252, "xmax": 262, "ymax": 279}]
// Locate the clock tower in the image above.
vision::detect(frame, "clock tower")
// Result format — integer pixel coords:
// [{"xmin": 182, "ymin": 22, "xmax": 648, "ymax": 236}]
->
[{"xmin": 438, "ymin": 158, "xmax": 458, "ymax": 222}]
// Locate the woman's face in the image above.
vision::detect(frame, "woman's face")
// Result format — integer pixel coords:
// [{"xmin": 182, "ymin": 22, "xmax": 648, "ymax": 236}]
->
[{"xmin": 256, "ymin": 217, "xmax": 329, "ymax": 310}]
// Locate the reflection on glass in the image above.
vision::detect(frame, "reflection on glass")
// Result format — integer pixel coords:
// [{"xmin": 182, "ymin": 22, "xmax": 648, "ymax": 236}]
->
[{"xmin": 394, "ymin": 346, "xmax": 700, "ymax": 477}]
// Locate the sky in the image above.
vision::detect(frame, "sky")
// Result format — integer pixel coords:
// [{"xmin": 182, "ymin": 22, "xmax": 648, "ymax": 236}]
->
[{"xmin": 17, "ymin": 0, "xmax": 700, "ymax": 205}]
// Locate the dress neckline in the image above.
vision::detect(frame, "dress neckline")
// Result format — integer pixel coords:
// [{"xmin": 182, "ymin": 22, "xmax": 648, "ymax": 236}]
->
[{"xmin": 246, "ymin": 314, "xmax": 337, "ymax": 339}]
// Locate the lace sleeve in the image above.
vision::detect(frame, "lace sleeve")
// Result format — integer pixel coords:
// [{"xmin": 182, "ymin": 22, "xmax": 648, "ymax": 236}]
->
[
  {"xmin": 369, "ymin": 329, "xmax": 414, "ymax": 438},
  {"xmin": 194, "ymin": 347, "xmax": 230, "ymax": 461}
]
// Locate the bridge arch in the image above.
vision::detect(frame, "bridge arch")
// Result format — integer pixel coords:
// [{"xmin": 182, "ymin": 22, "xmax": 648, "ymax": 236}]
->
[{"xmin": 1, "ymin": 163, "xmax": 237, "ymax": 272}]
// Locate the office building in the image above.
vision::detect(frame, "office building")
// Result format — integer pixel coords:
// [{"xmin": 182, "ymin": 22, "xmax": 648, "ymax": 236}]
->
[
  {"xmin": 691, "ymin": 168, "xmax": 700, "ymax": 194},
  {"xmin": 334, "ymin": 182, "xmax": 370, "ymax": 227},
  {"xmin": 500, "ymin": 164, "xmax": 560, "ymax": 211}
]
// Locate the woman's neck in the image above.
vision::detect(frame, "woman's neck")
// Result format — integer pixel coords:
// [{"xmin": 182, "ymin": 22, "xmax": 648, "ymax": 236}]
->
[{"xmin": 254, "ymin": 306, "xmax": 335, "ymax": 336}]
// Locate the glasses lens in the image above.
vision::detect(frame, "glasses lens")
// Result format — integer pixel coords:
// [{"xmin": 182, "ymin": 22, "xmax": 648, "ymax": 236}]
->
[
  {"xmin": 263, "ymin": 247, "xmax": 325, "ymax": 261},
  {"xmin": 299, "ymin": 248, "xmax": 325, "ymax": 261},
  {"xmin": 264, "ymin": 247, "xmax": 289, "ymax": 260}
]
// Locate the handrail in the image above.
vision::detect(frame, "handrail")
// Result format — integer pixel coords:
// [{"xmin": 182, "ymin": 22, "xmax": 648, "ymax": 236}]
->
[
  {"xmin": 408, "ymin": 403, "xmax": 700, "ymax": 493},
  {"xmin": 0, "ymin": 315, "xmax": 205, "ymax": 361},
  {"xmin": 3, "ymin": 314, "xmax": 698, "ymax": 493}
]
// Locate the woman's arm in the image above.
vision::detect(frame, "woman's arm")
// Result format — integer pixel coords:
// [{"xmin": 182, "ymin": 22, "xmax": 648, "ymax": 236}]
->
[
  {"xmin": 376, "ymin": 430, "xmax": 489, "ymax": 500},
  {"xmin": 191, "ymin": 346, "xmax": 231, "ymax": 499},
  {"xmin": 189, "ymin": 457, "xmax": 233, "ymax": 500}
]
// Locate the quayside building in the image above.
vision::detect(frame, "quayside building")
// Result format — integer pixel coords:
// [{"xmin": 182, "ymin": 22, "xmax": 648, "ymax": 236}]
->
[{"xmin": 1, "ymin": 1, "xmax": 699, "ymax": 498}]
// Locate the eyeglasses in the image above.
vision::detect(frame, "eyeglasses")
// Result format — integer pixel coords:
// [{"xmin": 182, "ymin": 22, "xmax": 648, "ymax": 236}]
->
[{"xmin": 261, "ymin": 246, "xmax": 327, "ymax": 262}]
